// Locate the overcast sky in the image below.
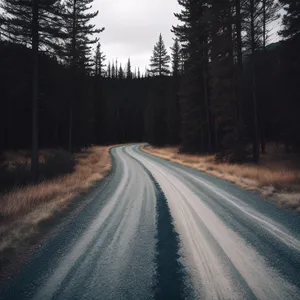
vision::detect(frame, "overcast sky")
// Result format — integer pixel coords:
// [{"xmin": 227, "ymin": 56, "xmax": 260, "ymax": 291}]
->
[{"xmin": 93, "ymin": 0, "xmax": 181, "ymax": 73}]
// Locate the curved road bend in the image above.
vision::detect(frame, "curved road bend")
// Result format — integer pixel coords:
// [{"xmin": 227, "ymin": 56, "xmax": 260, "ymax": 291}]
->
[{"xmin": 1, "ymin": 145, "xmax": 300, "ymax": 300}]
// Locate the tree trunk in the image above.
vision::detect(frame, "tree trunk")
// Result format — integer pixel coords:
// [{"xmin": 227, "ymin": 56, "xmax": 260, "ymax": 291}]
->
[
  {"xmin": 214, "ymin": 117, "xmax": 219, "ymax": 151},
  {"xmin": 261, "ymin": 119, "xmax": 266, "ymax": 153},
  {"xmin": 68, "ymin": 97, "xmax": 73, "ymax": 152},
  {"xmin": 69, "ymin": 0, "xmax": 77, "ymax": 152},
  {"xmin": 235, "ymin": 0, "xmax": 244, "ymax": 144},
  {"xmin": 260, "ymin": 0, "xmax": 266, "ymax": 154},
  {"xmin": 203, "ymin": 69, "xmax": 212, "ymax": 152},
  {"xmin": 31, "ymin": 0, "xmax": 39, "ymax": 181},
  {"xmin": 250, "ymin": 0, "xmax": 260, "ymax": 162}
]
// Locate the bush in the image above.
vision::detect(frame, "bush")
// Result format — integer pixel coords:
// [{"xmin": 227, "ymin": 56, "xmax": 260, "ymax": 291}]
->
[
  {"xmin": 0, "ymin": 162, "xmax": 31, "ymax": 192},
  {"xmin": 40, "ymin": 150, "xmax": 76, "ymax": 180},
  {"xmin": 0, "ymin": 150, "xmax": 76, "ymax": 192}
]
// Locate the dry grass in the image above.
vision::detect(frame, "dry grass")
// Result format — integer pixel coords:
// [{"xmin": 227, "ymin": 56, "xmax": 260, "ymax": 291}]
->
[
  {"xmin": 142, "ymin": 145, "xmax": 300, "ymax": 212},
  {"xmin": 0, "ymin": 146, "xmax": 111, "ymax": 256}
]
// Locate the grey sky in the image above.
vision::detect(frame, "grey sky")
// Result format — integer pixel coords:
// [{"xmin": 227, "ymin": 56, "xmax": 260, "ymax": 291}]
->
[{"xmin": 93, "ymin": 0, "xmax": 181, "ymax": 73}]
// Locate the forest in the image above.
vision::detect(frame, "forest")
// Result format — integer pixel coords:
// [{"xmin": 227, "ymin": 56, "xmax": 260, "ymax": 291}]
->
[{"xmin": 1, "ymin": 0, "xmax": 300, "ymax": 181}]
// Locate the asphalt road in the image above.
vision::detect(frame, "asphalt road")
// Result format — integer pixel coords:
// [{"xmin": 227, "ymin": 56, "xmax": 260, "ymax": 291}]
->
[{"xmin": 1, "ymin": 145, "xmax": 300, "ymax": 300}]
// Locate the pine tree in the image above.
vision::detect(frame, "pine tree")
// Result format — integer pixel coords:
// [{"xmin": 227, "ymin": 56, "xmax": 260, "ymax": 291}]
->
[
  {"xmin": 209, "ymin": 0, "xmax": 244, "ymax": 160},
  {"xmin": 126, "ymin": 58, "xmax": 132, "ymax": 79},
  {"xmin": 0, "ymin": 0, "xmax": 63, "ymax": 51},
  {"xmin": 280, "ymin": 0, "xmax": 300, "ymax": 38},
  {"xmin": 107, "ymin": 61, "xmax": 111, "ymax": 78},
  {"xmin": 134, "ymin": 67, "xmax": 137, "ymax": 79},
  {"xmin": 118, "ymin": 64, "xmax": 124, "ymax": 79},
  {"xmin": 61, "ymin": 0, "xmax": 104, "ymax": 151},
  {"xmin": 0, "ymin": 0, "xmax": 65, "ymax": 180},
  {"xmin": 235, "ymin": 0, "xmax": 245, "ymax": 159},
  {"xmin": 111, "ymin": 61, "xmax": 115, "ymax": 79},
  {"xmin": 167, "ymin": 38, "xmax": 182, "ymax": 145},
  {"xmin": 138, "ymin": 67, "xmax": 141, "ymax": 79},
  {"xmin": 262, "ymin": 0, "xmax": 280, "ymax": 48},
  {"xmin": 173, "ymin": 0, "xmax": 211, "ymax": 152},
  {"xmin": 170, "ymin": 38, "xmax": 181, "ymax": 76},
  {"xmin": 94, "ymin": 42, "xmax": 106, "ymax": 77},
  {"xmin": 61, "ymin": 0, "xmax": 104, "ymax": 71},
  {"xmin": 115, "ymin": 58, "xmax": 118, "ymax": 77},
  {"xmin": 149, "ymin": 33, "xmax": 170, "ymax": 76},
  {"xmin": 259, "ymin": 0, "xmax": 280, "ymax": 153},
  {"xmin": 244, "ymin": 0, "xmax": 263, "ymax": 162}
]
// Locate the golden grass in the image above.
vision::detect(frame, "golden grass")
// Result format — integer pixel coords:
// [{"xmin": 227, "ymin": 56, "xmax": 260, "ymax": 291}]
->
[
  {"xmin": 142, "ymin": 145, "xmax": 300, "ymax": 212},
  {"xmin": 0, "ymin": 146, "xmax": 112, "ymax": 255}
]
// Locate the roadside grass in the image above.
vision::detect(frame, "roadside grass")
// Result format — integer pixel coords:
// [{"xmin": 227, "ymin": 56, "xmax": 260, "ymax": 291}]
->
[
  {"xmin": 142, "ymin": 144, "xmax": 300, "ymax": 212},
  {"xmin": 0, "ymin": 146, "xmax": 111, "ymax": 261}
]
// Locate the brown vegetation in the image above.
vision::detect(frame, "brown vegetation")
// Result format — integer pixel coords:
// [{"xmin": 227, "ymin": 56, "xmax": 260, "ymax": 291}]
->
[
  {"xmin": 0, "ymin": 147, "xmax": 111, "ymax": 258},
  {"xmin": 142, "ymin": 144, "xmax": 300, "ymax": 212}
]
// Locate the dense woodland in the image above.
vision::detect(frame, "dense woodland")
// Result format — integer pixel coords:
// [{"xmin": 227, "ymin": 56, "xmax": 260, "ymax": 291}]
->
[{"xmin": 1, "ymin": 0, "xmax": 300, "ymax": 180}]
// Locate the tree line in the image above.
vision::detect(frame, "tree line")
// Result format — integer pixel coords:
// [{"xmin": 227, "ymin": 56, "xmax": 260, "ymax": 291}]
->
[
  {"xmin": 1, "ymin": 0, "xmax": 300, "ymax": 181},
  {"xmin": 146, "ymin": 0, "xmax": 300, "ymax": 163}
]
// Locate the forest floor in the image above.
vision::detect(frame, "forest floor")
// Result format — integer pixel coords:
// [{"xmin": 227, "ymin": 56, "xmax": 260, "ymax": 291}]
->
[
  {"xmin": 0, "ymin": 146, "xmax": 111, "ymax": 267},
  {"xmin": 142, "ymin": 144, "xmax": 300, "ymax": 213}
]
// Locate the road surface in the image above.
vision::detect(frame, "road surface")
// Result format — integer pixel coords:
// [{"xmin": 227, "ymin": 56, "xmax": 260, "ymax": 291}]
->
[{"xmin": 1, "ymin": 145, "xmax": 300, "ymax": 300}]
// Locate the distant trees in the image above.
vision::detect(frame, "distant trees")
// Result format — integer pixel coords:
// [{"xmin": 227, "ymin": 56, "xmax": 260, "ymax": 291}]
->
[
  {"xmin": 149, "ymin": 33, "xmax": 170, "ymax": 76},
  {"xmin": 94, "ymin": 42, "xmax": 106, "ymax": 77},
  {"xmin": 127, "ymin": 58, "xmax": 132, "ymax": 79},
  {"xmin": 2, "ymin": 0, "xmax": 300, "ymax": 169},
  {"xmin": 118, "ymin": 64, "xmax": 124, "ymax": 79}
]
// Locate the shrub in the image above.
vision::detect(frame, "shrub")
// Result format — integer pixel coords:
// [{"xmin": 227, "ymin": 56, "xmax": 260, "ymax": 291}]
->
[
  {"xmin": 0, "ymin": 162, "xmax": 31, "ymax": 192},
  {"xmin": 40, "ymin": 150, "xmax": 76, "ymax": 180},
  {"xmin": 0, "ymin": 150, "xmax": 76, "ymax": 192}
]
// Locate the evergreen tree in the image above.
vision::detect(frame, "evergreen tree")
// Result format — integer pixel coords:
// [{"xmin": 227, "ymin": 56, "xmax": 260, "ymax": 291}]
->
[
  {"xmin": 262, "ymin": 0, "xmax": 280, "ymax": 48},
  {"xmin": 107, "ymin": 61, "xmax": 111, "ymax": 78},
  {"xmin": 126, "ymin": 58, "xmax": 132, "ymax": 79},
  {"xmin": 0, "ymin": 0, "xmax": 65, "ymax": 180},
  {"xmin": 167, "ymin": 38, "xmax": 182, "ymax": 145},
  {"xmin": 111, "ymin": 61, "xmax": 115, "ymax": 78},
  {"xmin": 209, "ymin": 0, "xmax": 244, "ymax": 160},
  {"xmin": 118, "ymin": 64, "xmax": 124, "ymax": 79},
  {"xmin": 134, "ymin": 67, "xmax": 137, "ymax": 79},
  {"xmin": 0, "ymin": 0, "xmax": 63, "ymax": 51},
  {"xmin": 244, "ymin": 0, "xmax": 263, "ymax": 162},
  {"xmin": 61, "ymin": 0, "xmax": 104, "ymax": 151},
  {"xmin": 280, "ymin": 0, "xmax": 300, "ymax": 38},
  {"xmin": 173, "ymin": 0, "xmax": 211, "ymax": 152},
  {"xmin": 61, "ymin": 0, "xmax": 104, "ymax": 71},
  {"xmin": 149, "ymin": 33, "xmax": 170, "ymax": 76},
  {"xmin": 170, "ymin": 38, "xmax": 181, "ymax": 76},
  {"xmin": 115, "ymin": 58, "xmax": 118, "ymax": 77},
  {"xmin": 259, "ymin": 0, "xmax": 280, "ymax": 153},
  {"xmin": 94, "ymin": 42, "xmax": 106, "ymax": 77},
  {"xmin": 138, "ymin": 67, "xmax": 141, "ymax": 79}
]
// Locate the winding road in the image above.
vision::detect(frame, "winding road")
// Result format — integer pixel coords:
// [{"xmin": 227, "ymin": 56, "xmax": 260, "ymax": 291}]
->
[{"xmin": 1, "ymin": 145, "xmax": 300, "ymax": 300}]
